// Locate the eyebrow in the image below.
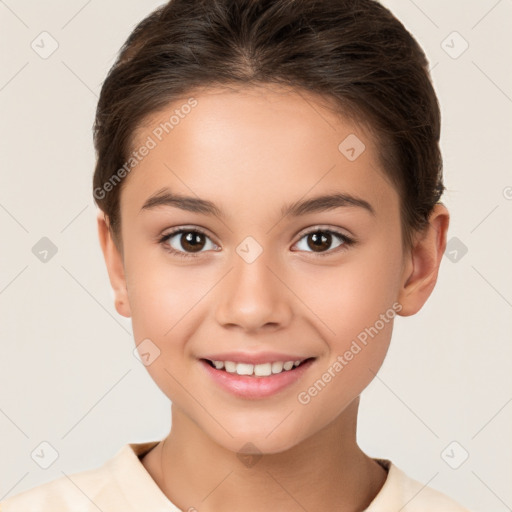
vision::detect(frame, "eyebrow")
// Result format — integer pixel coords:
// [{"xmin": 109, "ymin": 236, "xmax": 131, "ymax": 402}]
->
[{"xmin": 140, "ymin": 187, "xmax": 375, "ymax": 218}]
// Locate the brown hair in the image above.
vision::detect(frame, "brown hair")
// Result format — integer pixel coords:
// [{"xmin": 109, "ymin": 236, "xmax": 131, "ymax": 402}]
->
[{"xmin": 92, "ymin": 0, "xmax": 444, "ymax": 252}]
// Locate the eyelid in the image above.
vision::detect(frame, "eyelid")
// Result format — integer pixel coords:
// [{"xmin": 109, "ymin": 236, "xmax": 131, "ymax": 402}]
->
[
  {"xmin": 291, "ymin": 225, "xmax": 355, "ymax": 257},
  {"xmin": 158, "ymin": 224, "xmax": 356, "ymax": 258},
  {"xmin": 160, "ymin": 225, "xmax": 351, "ymax": 243},
  {"xmin": 294, "ymin": 224, "xmax": 354, "ymax": 241},
  {"xmin": 160, "ymin": 225, "xmax": 215, "ymax": 243}
]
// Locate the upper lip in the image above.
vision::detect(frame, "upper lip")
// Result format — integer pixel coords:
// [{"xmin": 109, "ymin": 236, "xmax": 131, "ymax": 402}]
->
[{"xmin": 200, "ymin": 352, "xmax": 314, "ymax": 365}]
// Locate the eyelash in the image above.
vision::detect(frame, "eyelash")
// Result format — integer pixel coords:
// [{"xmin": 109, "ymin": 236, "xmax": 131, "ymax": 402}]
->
[{"xmin": 158, "ymin": 226, "xmax": 356, "ymax": 259}]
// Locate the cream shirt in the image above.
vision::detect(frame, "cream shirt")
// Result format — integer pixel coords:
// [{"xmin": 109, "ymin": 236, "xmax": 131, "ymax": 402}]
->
[{"xmin": 1, "ymin": 441, "xmax": 472, "ymax": 511}]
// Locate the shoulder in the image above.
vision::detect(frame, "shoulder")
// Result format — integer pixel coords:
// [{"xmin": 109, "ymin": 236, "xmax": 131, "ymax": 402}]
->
[
  {"xmin": 0, "ymin": 441, "xmax": 164, "ymax": 512},
  {"xmin": 366, "ymin": 459, "xmax": 474, "ymax": 512},
  {"xmin": 0, "ymin": 464, "xmax": 111, "ymax": 512}
]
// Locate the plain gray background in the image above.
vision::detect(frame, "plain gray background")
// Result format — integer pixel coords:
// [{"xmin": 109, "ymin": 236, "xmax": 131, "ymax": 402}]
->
[{"xmin": 1, "ymin": 1, "xmax": 511, "ymax": 510}]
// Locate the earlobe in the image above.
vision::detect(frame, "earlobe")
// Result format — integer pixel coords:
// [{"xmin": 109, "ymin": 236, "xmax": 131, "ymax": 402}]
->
[
  {"xmin": 397, "ymin": 204, "xmax": 450, "ymax": 317},
  {"xmin": 96, "ymin": 209, "xmax": 132, "ymax": 318}
]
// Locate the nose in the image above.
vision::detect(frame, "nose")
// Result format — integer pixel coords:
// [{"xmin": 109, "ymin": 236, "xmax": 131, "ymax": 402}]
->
[{"xmin": 214, "ymin": 248, "xmax": 293, "ymax": 333}]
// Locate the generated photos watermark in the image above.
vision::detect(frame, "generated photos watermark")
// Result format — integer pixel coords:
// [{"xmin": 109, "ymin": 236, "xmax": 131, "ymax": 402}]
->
[
  {"xmin": 93, "ymin": 97, "xmax": 198, "ymax": 200},
  {"xmin": 297, "ymin": 301, "xmax": 403, "ymax": 405}
]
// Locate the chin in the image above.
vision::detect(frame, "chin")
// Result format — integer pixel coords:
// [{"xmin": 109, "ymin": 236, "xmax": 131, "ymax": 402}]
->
[{"xmin": 204, "ymin": 414, "xmax": 317, "ymax": 457}]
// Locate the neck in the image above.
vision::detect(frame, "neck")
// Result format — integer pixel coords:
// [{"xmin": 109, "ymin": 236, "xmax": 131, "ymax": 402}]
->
[{"xmin": 144, "ymin": 398, "xmax": 388, "ymax": 512}]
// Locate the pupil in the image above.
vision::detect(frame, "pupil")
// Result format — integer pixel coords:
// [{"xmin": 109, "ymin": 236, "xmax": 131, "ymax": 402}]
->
[
  {"xmin": 182, "ymin": 232, "xmax": 204, "ymax": 252},
  {"xmin": 309, "ymin": 231, "xmax": 330, "ymax": 252}
]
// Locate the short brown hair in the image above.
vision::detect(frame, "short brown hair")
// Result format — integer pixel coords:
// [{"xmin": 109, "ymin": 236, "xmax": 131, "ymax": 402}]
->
[{"xmin": 92, "ymin": 0, "xmax": 444, "ymax": 252}]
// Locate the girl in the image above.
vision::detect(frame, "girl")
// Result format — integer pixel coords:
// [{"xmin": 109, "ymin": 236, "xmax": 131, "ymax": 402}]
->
[{"xmin": 2, "ymin": 0, "xmax": 472, "ymax": 510}]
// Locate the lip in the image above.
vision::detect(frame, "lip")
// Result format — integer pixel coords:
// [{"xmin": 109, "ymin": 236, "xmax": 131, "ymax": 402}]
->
[
  {"xmin": 199, "ymin": 357, "xmax": 316, "ymax": 399},
  {"xmin": 200, "ymin": 351, "xmax": 310, "ymax": 365}
]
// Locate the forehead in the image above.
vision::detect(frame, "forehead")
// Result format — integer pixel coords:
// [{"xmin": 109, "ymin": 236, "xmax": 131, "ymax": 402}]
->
[
  {"xmin": 121, "ymin": 84, "xmax": 397, "ymax": 220},
  {"xmin": 132, "ymin": 84, "xmax": 374, "ymax": 154}
]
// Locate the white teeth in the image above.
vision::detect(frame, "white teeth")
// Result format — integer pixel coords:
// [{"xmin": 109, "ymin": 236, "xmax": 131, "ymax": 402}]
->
[
  {"xmin": 224, "ymin": 361, "xmax": 237, "ymax": 373},
  {"xmin": 254, "ymin": 362, "xmax": 272, "ymax": 376},
  {"xmin": 271, "ymin": 361, "xmax": 284, "ymax": 374},
  {"xmin": 236, "ymin": 363, "xmax": 254, "ymax": 375},
  {"xmin": 210, "ymin": 359, "xmax": 304, "ymax": 376}
]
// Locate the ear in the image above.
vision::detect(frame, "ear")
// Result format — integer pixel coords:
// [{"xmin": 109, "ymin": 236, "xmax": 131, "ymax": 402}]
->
[
  {"xmin": 96, "ymin": 209, "xmax": 131, "ymax": 318},
  {"xmin": 397, "ymin": 203, "xmax": 450, "ymax": 317}
]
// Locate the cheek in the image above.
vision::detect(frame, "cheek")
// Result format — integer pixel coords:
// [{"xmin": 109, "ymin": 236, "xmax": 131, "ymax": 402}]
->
[
  {"xmin": 294, "ymin": 241, "xmax": 402, "ymax": 343},
  {"xmin": 294, "ymin": 267, "xmax": 400, "ymax": 426},
  {"xmin": 124, "ymin": 246, "xmax": 205, "ymax": 351},
  {"xmin": 291, "ymin": 233, "xmax": 402, "ymax": 396}
]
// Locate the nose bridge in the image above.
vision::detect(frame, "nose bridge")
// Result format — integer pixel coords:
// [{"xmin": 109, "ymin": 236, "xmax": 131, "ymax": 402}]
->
[{"xmin": 214, "ymin": 242, "xmax": 292, "ymax": 331}]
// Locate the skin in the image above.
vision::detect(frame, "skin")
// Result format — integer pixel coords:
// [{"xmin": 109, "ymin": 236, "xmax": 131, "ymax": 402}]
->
[{"xmin": 97, "ymin": 84, "xmax": 449, "ymax": 511}]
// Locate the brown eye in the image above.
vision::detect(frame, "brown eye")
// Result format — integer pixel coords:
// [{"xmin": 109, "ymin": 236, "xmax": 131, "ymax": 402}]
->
[
  {"xmin": 160, "ymin": 228, "xmax": 218, "ymax": 258},
  {"xmin": 178, "ymin": 231, "xmax": 206, "ymax": 252},
  {"xmin": 307, "ymin": 231, "xmax": 333, "ymax": 252},
  {"xmin": 294, "ymin": 229, "xmax": 354, "ymax": 255}
]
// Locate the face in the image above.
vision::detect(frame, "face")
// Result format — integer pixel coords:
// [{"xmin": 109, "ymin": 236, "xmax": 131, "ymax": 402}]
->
[{"xmin": 108, "ymin": 85, "xmax": 411, "ymax": 454}]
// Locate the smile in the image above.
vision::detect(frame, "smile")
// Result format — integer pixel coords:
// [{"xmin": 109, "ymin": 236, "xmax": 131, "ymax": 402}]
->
[
  {"xmin": 205, "ymin": 359, "xmax": 311, "ymax": 377},
  {"xmin": 199, "ymin": 357, "xmax": 316, "ymax": 399}
]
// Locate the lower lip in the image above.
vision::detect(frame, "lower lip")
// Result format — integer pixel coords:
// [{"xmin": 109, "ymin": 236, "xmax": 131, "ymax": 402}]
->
[{"xmin": 199, "ymin": 359, "xmax": 315, "ymax": 399}]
